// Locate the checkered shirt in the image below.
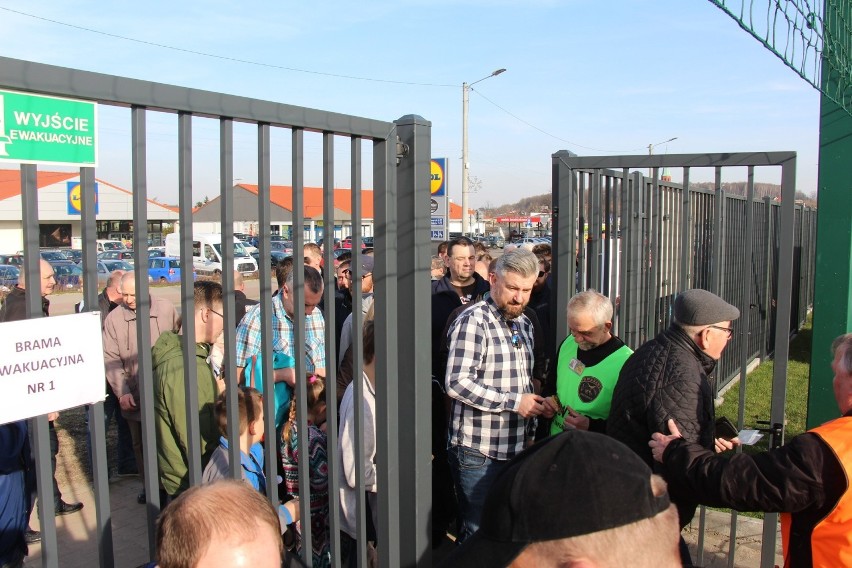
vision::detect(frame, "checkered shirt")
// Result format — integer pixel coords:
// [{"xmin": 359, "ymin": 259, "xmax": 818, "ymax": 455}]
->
[
  {"xmin": 445, "ymin": 296, "xmax": 535, "ymax": 460},
  {"xmin": 235, "ymin": 294, "xmax": 326, "ymax": 372}
]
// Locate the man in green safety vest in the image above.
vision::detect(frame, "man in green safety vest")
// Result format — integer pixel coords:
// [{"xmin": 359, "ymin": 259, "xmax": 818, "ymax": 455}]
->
[{"xmin": 543, "ymin": 290, "xmax": 632, "ymax": 434}]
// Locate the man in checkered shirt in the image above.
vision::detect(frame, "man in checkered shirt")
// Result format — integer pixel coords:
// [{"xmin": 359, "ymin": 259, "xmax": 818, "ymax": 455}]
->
[
  {"xmin": 445, "ymin": 248, "xmax": 554, "ymax": 542},
  {"xmin": 235, "ymin": 265, "xmax": 326, "ymax": 382}
]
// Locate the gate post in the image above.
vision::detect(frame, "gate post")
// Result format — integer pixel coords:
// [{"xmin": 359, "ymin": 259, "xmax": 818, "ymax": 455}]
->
[
  {"xmin": 809, "ymin": 90, "xmax": 852, "ymax": 427},
  {"xmin": 391, "ymin": 115, "xmax": 432, "ymax": 566}
]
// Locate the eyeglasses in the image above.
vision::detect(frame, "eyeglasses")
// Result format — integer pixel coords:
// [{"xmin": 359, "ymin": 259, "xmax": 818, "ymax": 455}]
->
[
  {"xmin": 707, "ymin": 325, "xmax": 733, "ymax": 339},
  {"xmin": 208, "ymin": 308, "xmax": 224, "ymax": 319},
  {"xmin": 509, "ymin": 321, "xmax": 522, "ymax": 349}
]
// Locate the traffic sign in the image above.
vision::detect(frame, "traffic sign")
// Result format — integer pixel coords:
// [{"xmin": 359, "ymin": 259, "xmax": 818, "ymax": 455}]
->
[{"xmin": 0, "ymin": 89, "xmax": 98, "ymax": 167}]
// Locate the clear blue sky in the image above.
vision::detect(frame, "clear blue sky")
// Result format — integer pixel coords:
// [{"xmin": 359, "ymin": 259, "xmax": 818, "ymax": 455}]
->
[{"xmin": 0, "ymin": 0, "xmax": 820, "ymax": 209}]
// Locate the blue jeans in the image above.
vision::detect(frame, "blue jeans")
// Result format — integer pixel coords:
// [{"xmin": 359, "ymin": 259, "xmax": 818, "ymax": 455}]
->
[{"xmin": 447, "ymin": 445, "xmax": 507, "ymax": 542}]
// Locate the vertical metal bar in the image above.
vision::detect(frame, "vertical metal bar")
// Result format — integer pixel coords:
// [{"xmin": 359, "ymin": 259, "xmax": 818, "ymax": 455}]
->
[
  {"xmin": 616, "ymin": 169, "xmax": 630, "ymax": 339},
  {"xmin": 602, "ymin": 174, "xmax": 611, "ymax": 296},
  {"xmin": 394, "ymin": 114, "xmax": 432, "ymax": 563},
  {"xmin": 727, "ymin": 166, "xmax": 757, "ymax": 567},
  {"xmin": 130, "ymin": 107, "xmax": 158, "ymax": 557},
  {"xmin": 320, "ymin": 130, "xmax": 341, "ymax": 565},
  {"xmin": 290, "ymin": 128, "xmax": 312, "ymax": 562},
  {"xmin": 256, "ymin": 123, "xmax": 277, "ymax": 509},
  {"xmin": 712, "ymin": 167, "xmax": 724, "ymax": 295},
  {"xmin": 20, "ymin": 164, "xmax": 58, "ymax": 568},
  {"xmin": 697, "ymin": 505, "xmax": 707, "ymax": 566},
  {"xmin": 761, "ymin": 156, "xmax": 797, "ymax": 568},
  {"xmin": 760, "ymin": 196, "xmax": 773, "ymax": 360},
  {"xmin": 679, "ymin": 168, "xmax": 692, "ymax": 291},
  {"xmin": 646, "ymin": 175, "xmax": 662, "ymax": 338},
  {"xmin": 551, "ymin": 152, "xmax": 575, "ymax": 344},
  {"xmin": 81, "ymin": 165, "xmax": 114, "ymax": 568},
  {"xmin": 350, "ymin": 136, "xmax": 366, "ymax": 568},
  {"xmin": 219, "ymin": 118, "xmax": 240, "ymax": 478},
  {"xmin": 588, "ymin": 170, "xmax": 602, "ymax": 291},
  {"xmin": 577, "ymin": 172, "xmax": 587, "ymax": 290},
  {"xmin": 627, "ymin": 171, "xmax": 644, "ymax": 347},
  {"xmin": 373, "ymin": 131, "xmax": 401, "ymax": 568}
]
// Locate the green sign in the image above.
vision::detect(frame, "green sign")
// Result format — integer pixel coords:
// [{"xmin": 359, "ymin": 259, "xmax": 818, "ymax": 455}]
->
[{"xmin": 0, "ymin": 89, "xmax": 97, "ymax": 167}]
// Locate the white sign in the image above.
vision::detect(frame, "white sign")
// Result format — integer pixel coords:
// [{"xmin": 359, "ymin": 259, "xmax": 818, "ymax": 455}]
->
[{"xmin": 0, "ymin": 312, "xmax": 106, "ymax": 425}]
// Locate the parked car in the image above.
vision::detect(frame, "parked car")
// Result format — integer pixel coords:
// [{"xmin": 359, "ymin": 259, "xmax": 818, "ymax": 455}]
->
[
  {"xmin": 0, "ymin": 254, "xmax": 23, "ymax": 267},
  {"xmin": 340, "ymin": 237, "xmax": 366, "ymax": 250},
  {"xmin": 316, "ymin": 237, "xmax": 341, "ymax": 250},
  {"xmin": 148, "ymin": 256, "xmax": 190, "ymax": 284},
  {"xmin": 97, "ymin": 239, "xmax": 128, "ymax": 252},
  {"xmin": 40, "ymin": 249, "xmax": 69, "ymax": 263},
  {"xmin": 148, "ymin": 246, "xmax": 166, "ymax": 258},
  {"xmin": 52, "ymin": 263, "xmax": 83, "ymax": 289},
  {"xmin": 0, "ymin": 264, "xmax": 20, "ymax": 292},
  {"xmin": 250, "ymin": 250, "xmax": 289, "ymax": 269},
  {"xmin": 62, "ymin": 249, "xmax": 83, "ymax": 263},
  {"xmin": 101, "ymin": 259, "xmax": 134, "ymax": 273},
  {"xmin": 270, "ymin": 241, "xmax": 294, "ymax": 255},
  {"xmin": 98, "ymin": 250, "xmax": 135, "ymax": 264},
  {"xmin": 486, "ymin": 235, "xmax": 505, "ymax": 249}
]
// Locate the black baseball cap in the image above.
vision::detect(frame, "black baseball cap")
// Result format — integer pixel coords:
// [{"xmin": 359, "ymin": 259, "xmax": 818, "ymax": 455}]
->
[{"xmin": 439, "ymin": 430, "xmax": 672, "ymax": 567}]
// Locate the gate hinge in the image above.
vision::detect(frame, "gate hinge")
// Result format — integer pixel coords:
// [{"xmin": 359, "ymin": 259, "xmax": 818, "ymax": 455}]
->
[{"xmin": 396, "ymin": 137, "xmax": 409, "ymax": 166}]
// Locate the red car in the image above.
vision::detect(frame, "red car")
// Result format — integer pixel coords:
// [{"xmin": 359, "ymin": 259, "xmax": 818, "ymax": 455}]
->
[{"xmin": 340, "ymin": 237, "xmax": 366, "ymax": 250}]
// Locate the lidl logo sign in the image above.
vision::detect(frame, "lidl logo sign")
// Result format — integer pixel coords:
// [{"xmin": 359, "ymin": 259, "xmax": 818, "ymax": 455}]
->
[
  {"xmin": 67, "ymin": 182, "xmax": 99, "ymax": 215},
  {"xmin": 431, "ymin": 158, "xmax": 447, "ymax": 196}
]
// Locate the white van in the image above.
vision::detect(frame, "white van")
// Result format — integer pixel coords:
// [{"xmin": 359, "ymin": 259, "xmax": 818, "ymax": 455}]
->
[
  {"xmin": 165, "ymin": 233, "xmax": 258, "ymax": 276},
  {"xmin": 96, "ymin": 239, "xmax": 128, "ymax": 253}
]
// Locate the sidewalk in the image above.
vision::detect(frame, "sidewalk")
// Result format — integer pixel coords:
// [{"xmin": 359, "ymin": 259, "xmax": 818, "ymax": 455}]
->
[{"xmin": 25, "ymin": 476, "xmax": 150, "ymax": 568}]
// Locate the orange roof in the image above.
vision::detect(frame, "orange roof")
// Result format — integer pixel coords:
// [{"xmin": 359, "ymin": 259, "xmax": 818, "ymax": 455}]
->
[
  {"xmin": 0, "ymin": 170, "xmax": 79, "ymax": 201},
  {"xmin": 449, "ymin": 202, "xmax": 475, "ymax": 220},
  {"xmin": 0, "ymin": 168, "xmax": 180, "ymax": 213},
  {"xmin": 239, "ymin": 184, "xmax": 374, "ymax": 219}
]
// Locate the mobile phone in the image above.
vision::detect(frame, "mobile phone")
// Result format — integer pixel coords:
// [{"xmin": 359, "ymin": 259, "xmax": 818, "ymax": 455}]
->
[{"xmin": 715, "ymin": 416, "xmax": 739, "ymax": 441}]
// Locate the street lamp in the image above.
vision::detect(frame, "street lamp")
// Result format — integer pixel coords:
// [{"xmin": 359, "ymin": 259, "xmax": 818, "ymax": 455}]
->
[
  {"xmin": 647, "ymin": 137, "xmax": 677, "ymax": 178},
  {"xmin": 462, "ymin": 68, "xmax": 506, "ymax": 236}
]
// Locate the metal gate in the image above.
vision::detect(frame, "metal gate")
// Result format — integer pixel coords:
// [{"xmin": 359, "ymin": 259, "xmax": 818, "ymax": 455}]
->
[
  {"xmin": 0, "ymin": 56, "xmax": 433, "ymax": 568},
  {"xmin": 552, "ymin": 151, "xmax": 810, "ymax": 567}
]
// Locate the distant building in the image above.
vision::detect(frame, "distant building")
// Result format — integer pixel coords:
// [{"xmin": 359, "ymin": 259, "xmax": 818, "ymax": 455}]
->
[
  {"xmin": 191, "ymin": 183, "xmax": 375, "ymax": 240},
  {"xmin": 0, "ymin": 169, "xmax": 179, "ymax": 252}
]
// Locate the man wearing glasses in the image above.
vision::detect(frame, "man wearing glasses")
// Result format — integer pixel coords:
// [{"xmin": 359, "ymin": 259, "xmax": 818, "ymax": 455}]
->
[
  {"xmin": 153, "ymin": 280, "xmax": 225, "ymax": 501},
  {"xmin": 542, "ymin": 290, "xmax": 633, "ymax": 436},
  {"xmin": 445, "ymin": 248, "xmax": 552, "ymax": 543},
  {"xmin": 607, "ymin": 288, "xmax": 739, "ymax": 567}
]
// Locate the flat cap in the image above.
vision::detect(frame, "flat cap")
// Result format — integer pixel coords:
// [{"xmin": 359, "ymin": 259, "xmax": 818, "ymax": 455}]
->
[{"xmin": 673, "ymin": 289, "xmax": 740, "ymax": 326}]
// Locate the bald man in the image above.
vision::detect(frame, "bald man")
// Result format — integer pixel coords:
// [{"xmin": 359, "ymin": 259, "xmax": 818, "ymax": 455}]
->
[
  {"xmin": 233, "ymin": 270, "xmax": 257, "ymax": 327},
  {"xmin": 155, "ymin": 480, "xmax": 285, "ymax": 568},
  {"xmin": 0, "ymin": 258, "xmax": 55, "ymax": 322},
  {"xmin": 103, "ymin": 271, "xmax": 178, "ymax": 504}
]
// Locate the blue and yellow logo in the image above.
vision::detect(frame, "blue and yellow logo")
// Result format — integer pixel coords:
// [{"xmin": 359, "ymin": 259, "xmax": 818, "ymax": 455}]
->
[
  {"xmin": 67, "ymin": 181, "xmax": 99, "ymax": 215},
  {"xmin": 431, "ymin": 158, "xmax": 447, "ymax": 196}
]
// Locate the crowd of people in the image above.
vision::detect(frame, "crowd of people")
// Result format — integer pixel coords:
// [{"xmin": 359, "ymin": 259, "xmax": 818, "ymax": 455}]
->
[{"xmin": 0, "ymin": 237, "xmax": 850, "ymax": 567}]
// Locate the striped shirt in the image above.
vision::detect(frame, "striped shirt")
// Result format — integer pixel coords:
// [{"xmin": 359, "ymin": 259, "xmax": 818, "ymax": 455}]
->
[
  {"xmin": 235, "ymin": 294, "xmax": 326, "ymax": 372},
  {"xmin": 445, "ymin": 296, "xmax": 535, "ymax": 460}
]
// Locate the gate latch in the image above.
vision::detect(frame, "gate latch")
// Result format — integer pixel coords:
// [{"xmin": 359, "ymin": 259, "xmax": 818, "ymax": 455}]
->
[{"xmin": 755, "ymin": 420, "xmax": 785, "ymax": 450}]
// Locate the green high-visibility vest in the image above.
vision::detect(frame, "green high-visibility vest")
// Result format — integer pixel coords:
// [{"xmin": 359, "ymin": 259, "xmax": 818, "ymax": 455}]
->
[{"xmin": 550, "ymin": 336, "xmax": 633, "ymax": 435}]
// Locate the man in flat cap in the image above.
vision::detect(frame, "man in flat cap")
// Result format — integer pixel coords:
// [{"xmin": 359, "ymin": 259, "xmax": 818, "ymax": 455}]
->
[
  {"xmin": 438, "ymin": 430, "xmax": 681, "ymax": 568},
  {"xmin": 606, "ymin": 288, "xmax": 739, "ymax": 566}
]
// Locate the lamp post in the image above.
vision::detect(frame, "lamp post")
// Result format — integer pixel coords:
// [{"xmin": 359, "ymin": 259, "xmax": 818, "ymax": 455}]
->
[
  {"xmin": 647, "ymin": 137, "xmax": 677, "ymax": 178},
  {"xmin": 462, "ymin": 68, "xmax": 506, "ymax": 236}
]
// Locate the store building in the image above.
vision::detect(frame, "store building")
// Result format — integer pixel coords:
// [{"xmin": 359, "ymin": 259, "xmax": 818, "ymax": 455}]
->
[{"xmin": 0, "ymin": 169, "xmax": 179, "ymax": 252}]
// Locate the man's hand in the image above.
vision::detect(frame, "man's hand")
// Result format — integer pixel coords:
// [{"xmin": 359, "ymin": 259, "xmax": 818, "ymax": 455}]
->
[
  {"xmin": 649, "ymin": 419, "xmax": 683, "ymax": 463},
  {"xmin": 47, "ymin": 412, "xmax": 59, "ymax": 422},
  {"xmin": 714, "ymin": 436, "xmax": 740, "ymax": 453},
  {"xmin": 119, "ymin": 393, "xmax": 137, "ymax": 412},
  {"xmin": 541, "ymin": 396, "xmax": 559, "ymax": 419},
  {"xmin": 562, "ymin": 410, "xmax": 590, "ymax": 431},
  {"xmin": 517, "ymin": 394, "xmax": 545, "ymax": 418}
]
